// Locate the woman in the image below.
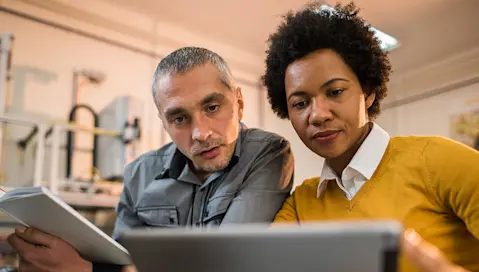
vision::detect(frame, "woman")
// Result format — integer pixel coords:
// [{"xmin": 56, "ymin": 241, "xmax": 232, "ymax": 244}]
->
[{"xmin": 262, "ymin": 2, "xmax": 479, "ymax": 272}]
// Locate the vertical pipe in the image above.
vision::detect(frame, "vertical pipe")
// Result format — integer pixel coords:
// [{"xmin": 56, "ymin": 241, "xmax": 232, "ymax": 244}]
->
[
  {"xmin": 33, "ymin": 124, "xmax": 46, "ymax": 187},
  {"xmin": 50, "ymin": 125, "xmax": 61, "ymax": 194},
  {"xmin": 71, "ymin": 71, "xmax": 78, "ymax": 110},
  {"xmin": 0, "ymin": 33, "xmax": 13, "ymax": 116},
  {"xmin": 0, "ymin": 33, "xmax": 14, "ymax": 172},
  {"xmin": 66, "ymin": 104, "xmax": 98, "ymax": 180}
]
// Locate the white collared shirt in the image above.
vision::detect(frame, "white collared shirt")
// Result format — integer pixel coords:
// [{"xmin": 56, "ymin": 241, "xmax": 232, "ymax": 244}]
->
[{"xmin": 317, "ymin": 123, "xmax": 390, "ymax": 200}]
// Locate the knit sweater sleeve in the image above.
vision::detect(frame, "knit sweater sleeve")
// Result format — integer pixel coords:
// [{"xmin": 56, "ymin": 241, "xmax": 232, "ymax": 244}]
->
[
  {"xmin": 273, "ymin": 178, "xmax": 321, "ymax": 223},
  {"xmin": 273, "ymin": 193, "xmax": 299, "ymax": 223},
  {"xmin": 422, "ymin": 136, "xmax": 479, "ymax": 238}
]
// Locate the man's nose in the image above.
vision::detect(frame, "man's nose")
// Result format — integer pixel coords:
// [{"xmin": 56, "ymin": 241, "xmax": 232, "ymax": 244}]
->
[
  {"xmin": 308, "ymin": 97, "xmax": 333, "ymax": 125},
  {"xmin": 191, "ymin": 115, "xmax": 212, "ymax": 142}
]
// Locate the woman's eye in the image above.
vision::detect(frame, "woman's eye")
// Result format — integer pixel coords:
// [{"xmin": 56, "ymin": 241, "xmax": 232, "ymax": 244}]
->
[
  {"xmin": 292, "ymin": 101, "xmax": 307, "ymax": 109},
  {"xmin": 328, "ymin": 89, "xmax": 343, "ymax": 97}
]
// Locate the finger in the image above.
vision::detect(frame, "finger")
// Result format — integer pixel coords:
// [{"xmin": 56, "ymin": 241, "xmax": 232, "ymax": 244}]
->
[
  {"xmin": 19, "ymin": 259, "xmax": 36, "ymax": 272},
  {"xmin": 403, "ymin": 229, "xmax": 455, "ymax": 272},
  {"xmin": 7, "ymin": 233, "xmax": 40, "ymax": 261},
  {"xmin": 122, "ymin": 265, "xmax": 138, "ymax": 272},
  {"xmin": 15, "ymin": 227, "xmax": 56, "ymax": 247}
]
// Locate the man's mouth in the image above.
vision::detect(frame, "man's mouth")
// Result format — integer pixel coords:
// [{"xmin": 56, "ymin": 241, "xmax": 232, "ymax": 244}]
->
[{"xmin": 198, "ymin": 146, "xmax": 221, "ymax": 159}]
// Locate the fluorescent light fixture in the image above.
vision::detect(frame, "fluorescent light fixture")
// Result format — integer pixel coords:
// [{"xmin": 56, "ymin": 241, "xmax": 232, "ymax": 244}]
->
[
  {"xmin": 370, "ymin": 27, "xmax": 400, "ymax": 51},
  {"xmin": 317, "ymin": 5, "xmax": 400, "ymax": 51}
]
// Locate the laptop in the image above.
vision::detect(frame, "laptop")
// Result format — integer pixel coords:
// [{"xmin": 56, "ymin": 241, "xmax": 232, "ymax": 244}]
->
[{"xmin": 119, "ymin": 220, "xmax": 402, "ymax": 272}]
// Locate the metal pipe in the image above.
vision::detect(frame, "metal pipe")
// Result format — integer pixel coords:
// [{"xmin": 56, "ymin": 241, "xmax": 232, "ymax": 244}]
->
[
  {"xmin": 0, "ymin": 7, "xmax": 159, "ymax": 58},
  {"xmin": 50, "ymin": 125, "xmax": 60, "ymax": 194},
  {"xmin": 0, "ymin": 6, "xmax": 259, "ymax": 88},
  {"xmin": 0, "ymin": 115, "xmax": 40, "ymax": 126},
  {"xmin": 33, "ymin": 124, "xmax": 46, "ymax": 187},
  {"xmin": 72, "ymin": 71, "xmax": 78, "ymax": 111},
  {"xmin": 17, "ymin": 126, "xmax": 37, "ymax": 150},
  {"xmin": 66, "ymin": 104, "xmax": 99, "ymax": 180},
  {"xmin": 57, "ymin": 122, "xmax": 120, "ymax": 136},
  {"xmin": 0, "ymin": 33, "xmax": 14, "ymax": 172},
  {"xmin": 0, "ymin": 33, "xmax": 13, "ymax": 116}
]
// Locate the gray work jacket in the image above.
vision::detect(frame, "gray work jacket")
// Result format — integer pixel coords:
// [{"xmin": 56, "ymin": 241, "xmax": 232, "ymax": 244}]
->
[{"xmin": 111, "ymin": 128, "xmax": 294, "ymax": 239}]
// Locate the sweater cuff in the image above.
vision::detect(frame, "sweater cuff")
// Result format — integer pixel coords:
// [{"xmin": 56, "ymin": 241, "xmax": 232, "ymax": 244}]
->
[{"xmin": 92, "ymin": 262, "xmax": 124, "ymax": 272}]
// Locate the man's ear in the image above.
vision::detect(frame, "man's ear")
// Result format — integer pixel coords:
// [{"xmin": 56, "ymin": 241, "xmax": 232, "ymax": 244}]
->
[{"xmin": 235, "ymin": 87, "xmax": 244, "ymax": 121}]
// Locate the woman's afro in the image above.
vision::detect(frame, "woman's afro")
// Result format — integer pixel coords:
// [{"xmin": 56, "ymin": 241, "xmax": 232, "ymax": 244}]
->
[{"xmin": 262, "ymin": 2, "xmax": 392, "ymax": 119}]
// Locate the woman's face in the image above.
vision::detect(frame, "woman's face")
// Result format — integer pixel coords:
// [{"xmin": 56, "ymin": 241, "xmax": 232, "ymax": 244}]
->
[{"xmin": 284, "ymin": 49, "xmax": 375, "ymax": 160}]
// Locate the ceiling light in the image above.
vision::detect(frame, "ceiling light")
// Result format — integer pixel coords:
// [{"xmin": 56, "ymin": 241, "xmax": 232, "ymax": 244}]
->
[{"xmin": 317, "ymin": 5, "xmax": 400, "ymax": 52}]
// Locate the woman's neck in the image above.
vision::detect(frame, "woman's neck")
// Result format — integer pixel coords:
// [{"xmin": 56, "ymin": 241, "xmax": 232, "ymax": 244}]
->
[{"xmin": 328, "ymin": 122, "xmax": 373, "ymax": 177}]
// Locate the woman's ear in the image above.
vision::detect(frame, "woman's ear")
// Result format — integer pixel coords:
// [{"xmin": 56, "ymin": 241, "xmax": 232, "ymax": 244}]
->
[{"xmin": 365, "ymin": 92, "xmax": 376, "ymax": 110}]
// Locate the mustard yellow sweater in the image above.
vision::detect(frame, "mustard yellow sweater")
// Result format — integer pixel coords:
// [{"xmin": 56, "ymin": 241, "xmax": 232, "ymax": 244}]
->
[{"xmin": 274, "ymin": 136, "xmax": 479, "ymax": 272}]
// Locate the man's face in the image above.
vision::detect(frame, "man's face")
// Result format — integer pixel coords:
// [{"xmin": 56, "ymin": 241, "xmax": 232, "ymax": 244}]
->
[{"xmin": 155, "ymin": 63, "xmax": 244, "ymax": 175}]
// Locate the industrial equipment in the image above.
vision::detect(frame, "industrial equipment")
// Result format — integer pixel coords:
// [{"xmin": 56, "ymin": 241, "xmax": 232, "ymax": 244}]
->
[
  {"xmin": 0, "ymin": 33, "xmax": 14, "ymax": 176},
  {"xmin": 1, "ymin": 32, "xmax": 143, "ymax": 196},
  {"xmin": 96, "ymin": 95, "xmax": 143, "ymax": 181}
]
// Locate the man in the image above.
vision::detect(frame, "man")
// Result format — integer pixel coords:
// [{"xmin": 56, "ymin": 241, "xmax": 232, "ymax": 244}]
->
[{"xmin": 6, "ymin": 47, "xmax": 295, "ymax": 271}]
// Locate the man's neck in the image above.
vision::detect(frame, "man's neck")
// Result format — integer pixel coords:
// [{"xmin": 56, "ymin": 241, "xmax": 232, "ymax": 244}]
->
[
  {"xmin": 187, "ymin": 161, "xmax": 211, "ymax": 182},
  {"xmin": 195, "ymin": 171, "xmax": 211, "ymax": 183}
]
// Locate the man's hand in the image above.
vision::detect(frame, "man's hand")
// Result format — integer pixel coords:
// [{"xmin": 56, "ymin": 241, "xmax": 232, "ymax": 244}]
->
[
  {"xmin": 403, "ymin": 229, "xmax": 469, "ymax": 272},
  {"xmin": 6, "ymin": 226, "xmax": 92, "ymax": 272},
  {"xmin": 122, "ymin": 265, "xmax": 138, "ymax": 272}
]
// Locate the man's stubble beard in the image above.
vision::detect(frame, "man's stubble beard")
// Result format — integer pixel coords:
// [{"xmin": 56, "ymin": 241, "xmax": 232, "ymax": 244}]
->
[{"xmin": 196, "ymin": 144, "xmax": 235, "ymax": 173}]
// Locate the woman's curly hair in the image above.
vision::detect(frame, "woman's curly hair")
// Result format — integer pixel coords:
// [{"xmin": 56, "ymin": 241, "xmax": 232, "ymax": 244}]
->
[{"xmin": 262, "ymin": 2, "xmax": 392, "ymax": 119}]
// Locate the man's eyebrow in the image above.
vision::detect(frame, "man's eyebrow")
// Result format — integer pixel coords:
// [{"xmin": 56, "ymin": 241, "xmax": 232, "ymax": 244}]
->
[
  {"xmin": 163, "ymin": 93, "xmax": 225, "ymax": 118},
  {"xmin": 199, "ymin": 92, "xmax": 226, "ymax": 106},
  {"xmin": 164, "ymin": 107, "xmax": 186, "ymax": 119}
]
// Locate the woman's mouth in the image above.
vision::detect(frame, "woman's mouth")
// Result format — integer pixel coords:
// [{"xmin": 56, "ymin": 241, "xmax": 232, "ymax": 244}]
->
[{"xmin": 312, "ymin": 130, "xmax": 341, "ymax": 143}]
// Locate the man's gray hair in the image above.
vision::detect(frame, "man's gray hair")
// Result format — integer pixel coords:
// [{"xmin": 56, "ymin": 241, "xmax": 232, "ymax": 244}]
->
[{"xmin": 152, "ymin": 47, "xmax": 235, "ymax": 104}]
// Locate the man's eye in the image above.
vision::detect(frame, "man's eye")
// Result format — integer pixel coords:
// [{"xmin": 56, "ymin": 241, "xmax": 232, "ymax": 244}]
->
[
  {"xmin": 328, "ymin": 89, "xmax": 343, "ymax": 97},
  {"xmin": 174, "ymin": 116, "xmax": 186, "ymax": 124},
  {"xmin": 206, "ymin": 105, "xmax": 219, "ymax": 113},
  {"xmin": 293, "ymin": 101, "xmax": 307, "ymax": 109}
]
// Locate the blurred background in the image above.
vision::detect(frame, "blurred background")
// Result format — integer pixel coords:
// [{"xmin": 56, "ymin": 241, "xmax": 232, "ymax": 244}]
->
[{"xmin": 0, "ymin": 0, "xmax": 478, "ymax": 268}]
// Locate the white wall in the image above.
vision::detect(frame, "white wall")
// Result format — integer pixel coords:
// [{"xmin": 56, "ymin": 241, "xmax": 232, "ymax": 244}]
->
[
  {"xmin": 0, "ymin": 0, "xmax": 264, "ymax": 187},
  {"xmin": 377, "ymin": 47, "xmax": 479, "ymax": 139},
  {"xmin": 377, "ymin": 82, "xmax": 479, "ymax": 139}
]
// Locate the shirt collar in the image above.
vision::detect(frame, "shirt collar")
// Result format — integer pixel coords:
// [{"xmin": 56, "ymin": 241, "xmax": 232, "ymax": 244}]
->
[{"xmin": 317, "ymin": 122, "xmax": 390, "ymax": 197}]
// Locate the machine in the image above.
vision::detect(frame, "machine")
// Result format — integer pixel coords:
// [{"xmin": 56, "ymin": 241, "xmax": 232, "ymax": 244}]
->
[{"xmin": 96, "ymin": 95, "xmax": 143, "ymax": 181}]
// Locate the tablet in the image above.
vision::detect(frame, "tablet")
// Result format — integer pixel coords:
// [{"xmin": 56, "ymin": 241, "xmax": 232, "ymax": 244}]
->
[{"xmin": 119, "ymin": 220, "xmax": 401, "ymax": 272}]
